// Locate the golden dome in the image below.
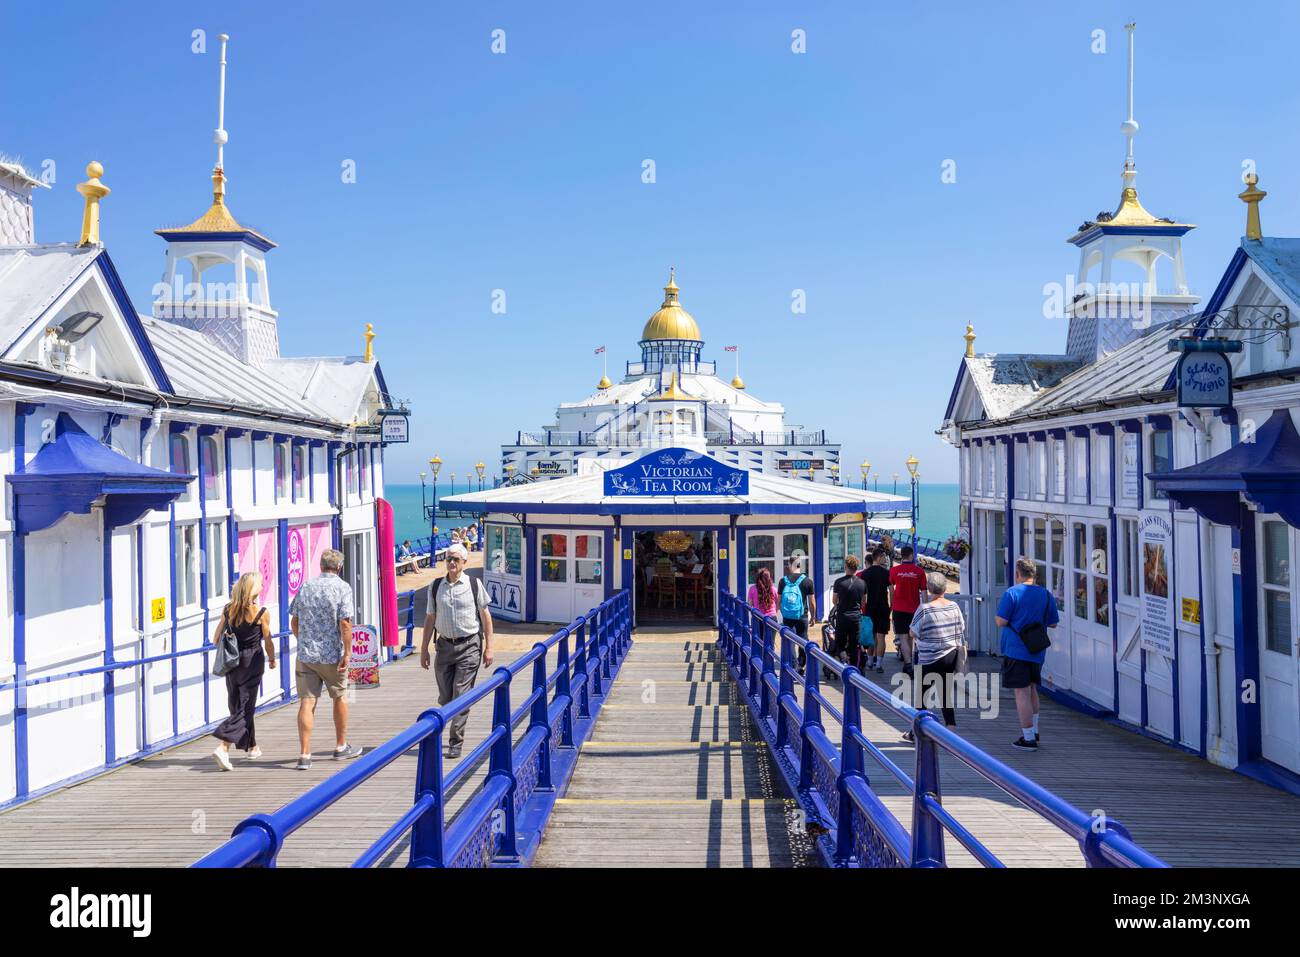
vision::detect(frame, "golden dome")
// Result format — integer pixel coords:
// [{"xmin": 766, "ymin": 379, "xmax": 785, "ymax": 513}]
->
[
  {"xmin": 730, "ymin": 375, "xmax": 745, "ymax": 390},
  {"xmin": 597, "ymin": 374, "xmax": 612, "ymax": 390},
  {"xmin": 640, "ymin": 268, "xmax": 702, "ymax": 342}
]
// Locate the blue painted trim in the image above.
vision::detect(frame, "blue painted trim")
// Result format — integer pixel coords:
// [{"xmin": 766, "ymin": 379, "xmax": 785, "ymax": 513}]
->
[
  {"xmin": 603, "ymin": 527, "xmax": 615, "ymax": 601},
  {"xmin": 1196, "ymin": 516, "xmax": 1208, "ymax": 759},
  {"xmin": 198, "ymin": 431, "xmax": 211, "ymax": 726},
  {"xmin": 1234, "ymin": 758, "xmax": 1300, "ymax": 799},
  {"xmin": 93, "ymin": 251, "xmax": 176, "ymax": 393},
  {"xmin": 169, "ymin": 502, "xmax": 179, "ymax": 740},
  {"xmin": 448, "ymin": 500, "xmax": 908, "ymax": 517},
  {"xmin": 1069, "ymin": 223, "xmax": 1194, "ymax": 247},
  {"xmin": 812, "ymin": 522, "xmax": 825, "ymax": 612},
  {"xmin": 155, "ymin": 229, "xmax": 276, "ymax": 251},
  {"xmin": 735, "ymin": 527, "xmax": 748, "ymax": 588},
  {"xmin": 1003, "ymin": 438, "xmax": 1016, "ymax": 585},
  {"xmin": 715, "ymin": 524, "xmax": 731, "ymax": 609},
  {"xmin": 11, "ymin": 404, "xmax": 34, "ymax": 798},
  {"xmin": 277, "ymin": 519, "xmax": 290, "ymax": 637},
  {"xmin": 942, "ymin": 360, "xmax": 969, "ymax": 424},
  {"xmin": 524, "ymin": 524, "xmax": 537, "ymax": 623},
  {"xmin": 1237, "ymin": 508, "xmax": 1262, "ymax": 763},
  {"xmin": 1169, "ymin": 500, "xmax": 1180, "ymax": 746},
  {"xmin": 103, "ymin": 526, "xmax": 116, "ymax": 765}
]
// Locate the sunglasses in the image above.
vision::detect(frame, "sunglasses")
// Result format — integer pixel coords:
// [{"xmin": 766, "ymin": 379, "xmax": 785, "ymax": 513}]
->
[{"xmin": 446, "ymin": 556, "xmax": 464, "ymax": 563}]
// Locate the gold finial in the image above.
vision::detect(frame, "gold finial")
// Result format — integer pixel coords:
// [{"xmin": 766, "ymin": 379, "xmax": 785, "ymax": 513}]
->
[
  {"xmin": 597, "ymin": 374, "xmax": 612, "ymax": 390},
  {"xmin": 76, "ymin": 161, "xmax": 110, "ymax": 247},
  {"xmin": 730, "ymin": 375, "xmax": 745, "ymax": 390},
  {"xmin": 964, "ymin": 323, "xmax": 976, "ymax": 358},
  {"xmin": 1239, "ymin": 172, "xmax": 1266, "ymax": 241},
  {"xmin": 363, "ymin": 322, "xmax": 376, "ymax": 362}
]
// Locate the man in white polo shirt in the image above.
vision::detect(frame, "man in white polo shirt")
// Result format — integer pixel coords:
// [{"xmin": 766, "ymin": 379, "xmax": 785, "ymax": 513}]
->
[{"xmin": 419, "ymin": 543, "xmax": 494, "ymax": 759}]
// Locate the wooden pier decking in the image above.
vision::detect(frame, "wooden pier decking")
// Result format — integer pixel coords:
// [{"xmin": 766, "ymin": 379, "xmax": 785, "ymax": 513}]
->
[{"xmin": 1, "ymin": 621, "xmax": 1300, "ymax": 867}]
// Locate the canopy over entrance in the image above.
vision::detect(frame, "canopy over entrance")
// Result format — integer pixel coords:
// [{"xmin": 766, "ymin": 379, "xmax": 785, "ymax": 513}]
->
[
  {"xmin": 1148, "ymin": 409, "xmax": 1300, "ymax": 528},
  {"xmin": 441, "ymin": 447, "xmax": 910, "ymax": 516},
  {"xmin": 7, "ymin": 412, "xmax": 192, "ymax": 533}
]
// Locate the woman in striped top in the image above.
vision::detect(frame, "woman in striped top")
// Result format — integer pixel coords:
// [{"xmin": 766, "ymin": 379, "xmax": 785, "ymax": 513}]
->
[{"xmin": 902, "ymin": 572, "xmax": 966, "ymax": 739}]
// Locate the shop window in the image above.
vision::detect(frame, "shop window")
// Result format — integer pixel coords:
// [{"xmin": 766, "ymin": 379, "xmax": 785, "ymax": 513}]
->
[
  {"xmin": 1072, "ymin": 435, "xmax": 1088, "ymax": 502},
  {"xmin": 206, "ymin": 519, "xmax": 228, "ymax": 600},
  {"xmin": 200, "ymin": 435, "xmax": 220, "ymax": 502},
  {"xmin": 1149, "ymin": 426, "xmax": 1172, "ymax": 501},
  {"xmin": 274, "ymin": 444, "xmax": 290, "ymax": 501},
  {"xmin": 174, "ymin": 521, "xmax": 199, "ymax": 608},
  {"xmin": 487, "ymin": 525, "xmax": 523, "ymax": 576},
  {"xmin": 1262, "ymin": 521, "xmax": 1292, "ymax": 655},
  {"xmin": 293, "ymin": 444, "xmax": 307, "ymax": 500},
  {"xmin": 359, "ymin": 446, "xmax": 370, "ymax": 498},
  {"xmin": 345, "ymin": 451, "xmax": 355, "ymax": 501},
  {"xmin": 1120, "ymin": 518, "xmax": 1139, "ymax": 598},
  {"xmin": 541, "ymin": 533, "xmax": 567, "ymax": 582}
]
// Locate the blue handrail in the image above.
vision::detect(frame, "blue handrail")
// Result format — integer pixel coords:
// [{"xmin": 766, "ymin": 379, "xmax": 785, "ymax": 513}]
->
[
  {"xmin": 194, "ymin": 590, "xmax": 633, "ymax": 868},
  {"xmin": 716, "ymin": 590, "xmax": 1164, "ymax": 868}
]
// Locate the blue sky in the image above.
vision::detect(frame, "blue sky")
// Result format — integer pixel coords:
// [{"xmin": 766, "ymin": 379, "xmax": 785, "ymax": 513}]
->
[{"xmin": 6, "ymin": 0, "xmax": 1300, "ymax": 491}]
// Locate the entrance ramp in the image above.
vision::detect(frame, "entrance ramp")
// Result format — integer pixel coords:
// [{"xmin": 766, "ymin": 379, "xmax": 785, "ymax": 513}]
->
[{"xmin": 534, "ymin": 629, "xmax": 805, "ymax": 867}]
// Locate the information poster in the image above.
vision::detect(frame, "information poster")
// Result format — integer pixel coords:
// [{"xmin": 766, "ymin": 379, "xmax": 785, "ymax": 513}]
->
[
  {"xmin": 1139, "ymin": 514, "xmax": 1174, "ymax": 656},
  {"xmin": 348, "ymin": 624, "xmax": 381, "ymax": 689},
  {"xmin": 1121, "ymin": 433, "xmax": 1140, "ymax": 500}
]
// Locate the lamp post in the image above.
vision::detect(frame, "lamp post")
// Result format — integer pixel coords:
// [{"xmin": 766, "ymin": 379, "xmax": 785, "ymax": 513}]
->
[
  {"xmin": 892, "ymin": 472, "xmax": 899, "ymax": 496},
  {"xmin": 476, "ymin": 461, "xmax": 486, "ymax": 491},
  {"xmin": 829, "ymin": 463, "xmax": 840, "ymax": 486},
  {"xmin": 860, "ymin": 460, "xmax": 871, "ymax": 491},
  {"xmin": 906, "ymin": 455, "xmax": 920, "ymax": 538},
  {"xmin": 428, "ymin": 455, "xmax": 442, "ymax": 556},
  {"xmin": 504, "ymin": 462, "xmax": 515, "ymax": 485}
]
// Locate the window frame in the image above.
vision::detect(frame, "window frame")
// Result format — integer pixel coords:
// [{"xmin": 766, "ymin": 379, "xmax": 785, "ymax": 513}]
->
[{"xmin": 174, "ymin": 520, "xmax": 200, "ymax": 610}]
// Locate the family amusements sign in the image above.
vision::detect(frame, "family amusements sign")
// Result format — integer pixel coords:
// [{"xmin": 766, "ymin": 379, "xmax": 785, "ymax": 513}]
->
[{"xmin": 604, "ymin": 448, "xmax": 749, "ymax": 496}]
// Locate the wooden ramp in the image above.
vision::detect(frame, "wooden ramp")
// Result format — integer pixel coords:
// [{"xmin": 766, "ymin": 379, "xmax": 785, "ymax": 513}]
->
[{"xmin": 534, "ymin": 628, "xmax": 809, "ymax": 868}]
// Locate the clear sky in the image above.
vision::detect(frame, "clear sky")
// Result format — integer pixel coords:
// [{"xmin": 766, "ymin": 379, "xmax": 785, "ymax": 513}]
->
[{"xmin": 6, "ymin": 0, "xmax": 1300, "ymax": 487}]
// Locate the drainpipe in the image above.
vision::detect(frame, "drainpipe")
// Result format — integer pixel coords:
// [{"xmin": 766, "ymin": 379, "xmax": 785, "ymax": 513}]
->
[
  {"xmin": 1184, "ymin": 409, "xmax": 1221, "ymax": 752},
  {"xmin": 140, "ymin": 409, "xmax": 164, "ymax": 464}
]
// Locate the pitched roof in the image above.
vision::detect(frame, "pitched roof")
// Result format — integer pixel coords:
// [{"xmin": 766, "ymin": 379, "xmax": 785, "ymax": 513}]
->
[
  {"xmin": 956, "ymin": 353, "xmax": 1083, "ymax": 422},
  {"xmin": 0, "ymin": 245, "xmax": 99, "ymax": 354}
]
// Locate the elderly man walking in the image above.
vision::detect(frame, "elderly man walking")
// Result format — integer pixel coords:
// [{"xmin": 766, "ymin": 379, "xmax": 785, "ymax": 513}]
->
[
  {"xmin": 420, "ymin": 542, "xmax": 495, "ymax": 759},
  {"xmin": 289, "ymin": 548, "xmax": 364, "ymax": 770}
]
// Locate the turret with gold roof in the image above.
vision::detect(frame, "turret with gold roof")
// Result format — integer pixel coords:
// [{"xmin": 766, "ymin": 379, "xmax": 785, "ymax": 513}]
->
[
  {"xmin": 153, "ymin": 34, "xmax": 281, "ymax": 366},
  {"xmin": 1063, "ymin": 23, "xmax": 1199, "ymax": 363},
  {"xmin": 638, "ymin": 267, "xmax": 705, "ymax": 374}
]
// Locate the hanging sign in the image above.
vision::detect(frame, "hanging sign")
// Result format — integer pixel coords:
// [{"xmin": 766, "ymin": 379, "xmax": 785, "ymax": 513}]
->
[
  {"xmin": 604, "ymin": 448, "xmax": 749, "ymax": 497},
  {"xmin": 348, "ymin": 624, "xmax": 381, "ymax": 689},
  {"xmin": 380, "ymin": 415, "xmax": 409, "ymax": 443},
  {"xmin": 1138, "ymin": 514, "xmax": 1174, "ymax": 657},
  {"xmin": 1170, "ymin": 338, "xmax": 1240, "ymax": 411}
]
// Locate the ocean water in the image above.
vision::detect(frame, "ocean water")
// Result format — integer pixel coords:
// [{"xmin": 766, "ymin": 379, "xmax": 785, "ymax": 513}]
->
[{"xmin": 384, "ymin": 483, "xmax": 961, "ymax": 548}]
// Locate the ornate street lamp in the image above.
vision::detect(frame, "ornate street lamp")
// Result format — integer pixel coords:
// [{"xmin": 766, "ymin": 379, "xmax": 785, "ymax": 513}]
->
[
  {"xmin": 860, "ymin": 460, "xmax": 871, "ymax": 491},
  {"xmin": 829, "ymin": 463, "xmax": 840, "ymax": 486},
  {"xmin": 906, "ymin": 455, "xmax": 920, "ymax": 538},
  {"xmin": 476, "ymin": 461, "xmax": 486, "ymax": 491},
  {"xmin": 428, "ymin": 455, "xmax": 442, "ymax": 556}
]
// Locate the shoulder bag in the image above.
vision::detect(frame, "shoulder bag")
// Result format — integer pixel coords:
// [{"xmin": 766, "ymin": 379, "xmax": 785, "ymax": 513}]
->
[{"xmin": 211, "ymin": 607, "xmax": 241, "ymax": 676}]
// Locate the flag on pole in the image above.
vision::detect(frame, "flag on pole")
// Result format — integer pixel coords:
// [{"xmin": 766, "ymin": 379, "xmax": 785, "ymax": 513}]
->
[
  {"xmin": 724, "ymin": 345, "xmax": 738, "ymax": 352},
  {"xmin": 594, "ymin": 345, "xmax": 606, "ymax": 354}
]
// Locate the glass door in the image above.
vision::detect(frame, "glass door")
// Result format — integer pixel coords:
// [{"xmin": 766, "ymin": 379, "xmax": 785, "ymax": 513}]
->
[
  {"xmin": 1259, "ymin": 518, "xmax": 1300, "ymax": 773},
  {"xmin": 536, "ymin": 531, "xmax": 570, "ymax": 624}
]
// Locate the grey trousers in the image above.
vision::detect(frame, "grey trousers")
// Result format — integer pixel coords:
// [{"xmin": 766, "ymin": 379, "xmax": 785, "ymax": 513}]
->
[{"xmin": 434, "ymin": 634, "xmax": 482, "ymax": 747}]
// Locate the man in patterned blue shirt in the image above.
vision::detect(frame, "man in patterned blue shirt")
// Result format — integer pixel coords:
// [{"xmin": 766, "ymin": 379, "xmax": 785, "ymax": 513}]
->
[{"xmin": 289, "ymin": 548, "xmax": 364, "ymax": 770}]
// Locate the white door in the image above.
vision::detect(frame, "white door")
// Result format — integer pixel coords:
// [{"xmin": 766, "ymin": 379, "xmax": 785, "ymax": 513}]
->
[
  {"xmin": 1068, "ymin": 520, "xmax": 1115, "ymax": 709},
  {"xmin": 973, "ymin": 510, "xmax": 1007, "ymax": 653},
  {"xmin": 1259, "ymin": 517, "xmax": 1300, "ymax": 772},
  {"xmin": 745, "ymin": 530, "xmax": 812, "ymax": 594},
  {"xmin": 537, "ymin": 530, "xmax": 606, "ymax": 624}
]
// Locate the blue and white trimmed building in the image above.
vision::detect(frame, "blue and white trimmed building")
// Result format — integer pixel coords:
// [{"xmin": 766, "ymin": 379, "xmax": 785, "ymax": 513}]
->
[
  {"xmin": 501, "ymin": 270, "xmax": 845, "ymax": 484},
  {"xmin": 942, "ymin": 55, "xmax": 1300, "ymax": 786},
  {"xmin": 0, "ymin": 45, "xmax": 403, "ymax": 806}
]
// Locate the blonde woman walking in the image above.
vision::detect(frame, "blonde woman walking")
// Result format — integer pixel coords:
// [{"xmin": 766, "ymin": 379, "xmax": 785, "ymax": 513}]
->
[{"xmin": 212, "ymin": 572, "xmax": 276, "ymax": 770}]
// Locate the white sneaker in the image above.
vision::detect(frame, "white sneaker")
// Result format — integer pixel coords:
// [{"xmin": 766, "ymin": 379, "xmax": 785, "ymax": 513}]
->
[
  {"xmin": 212, "ymin": 747, "xmax": 234, "ymax": 771},
  {"xmin": 246, "ymin": 747, "xmax": 263, "ymax": 760}
]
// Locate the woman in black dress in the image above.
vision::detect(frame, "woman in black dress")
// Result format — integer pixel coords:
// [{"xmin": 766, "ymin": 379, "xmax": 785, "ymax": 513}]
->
[{"xmin": 212, "ymin": 572, "xmax": 276, "ymax": 770}]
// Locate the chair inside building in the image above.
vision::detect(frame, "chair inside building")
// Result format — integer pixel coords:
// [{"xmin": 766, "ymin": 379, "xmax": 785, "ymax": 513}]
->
[{"xmin": 635, "ymin": 529, "xmax": 715, "ymax": 624}]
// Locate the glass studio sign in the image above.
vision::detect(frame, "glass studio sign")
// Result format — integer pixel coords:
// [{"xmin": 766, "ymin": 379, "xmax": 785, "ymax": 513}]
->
[{"xmin": 603, "ymin": 448, "xmax": 749, "ymax": 497}]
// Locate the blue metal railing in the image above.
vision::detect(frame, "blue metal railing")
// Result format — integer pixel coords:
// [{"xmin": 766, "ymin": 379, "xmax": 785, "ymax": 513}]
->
[
  {"xmin": 194, "ymin": 590, "xmax": 633, "ymax": 868},
  {"xmin": 0, "ymin": 588, "xmax": 420, "ymax": 808},
  {"xmin": 717, "ymin": 591, "xmax": 1164, "ymax": 868},
  {"xmin": 867, "ymin": 527, "xmax": 950, "ymax": 562}
]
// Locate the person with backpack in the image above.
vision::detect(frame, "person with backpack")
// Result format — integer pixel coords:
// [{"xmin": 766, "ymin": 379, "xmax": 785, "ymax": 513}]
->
[
  {"xmin": 420, "ymin": 543, "xmax": 495, "ymax": 760},
  {"xmin": 777, "ymin": 558, "xmax": 817, "ymax": 673},
  {"xmin": 995, "ymin": 556, "xmax": 1059, "ymax": 751}
]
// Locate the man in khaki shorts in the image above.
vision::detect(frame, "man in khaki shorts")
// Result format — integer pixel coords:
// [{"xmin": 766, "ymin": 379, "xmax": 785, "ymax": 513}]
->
[{"xmin": 289, "ymin": 548, "xmax": 364, "ymax": 770}]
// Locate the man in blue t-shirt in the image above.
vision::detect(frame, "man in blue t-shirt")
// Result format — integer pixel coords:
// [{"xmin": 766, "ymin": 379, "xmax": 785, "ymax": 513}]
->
[{"xmin": 995, "ymin": 556, "xmax": 1059, "ymax": 752}]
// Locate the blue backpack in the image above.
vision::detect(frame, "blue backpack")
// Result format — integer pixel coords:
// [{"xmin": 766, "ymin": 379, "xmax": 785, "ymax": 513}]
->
[{"xmin": 779, "ymin": 575, "xmax": 806, "ymax": 619}]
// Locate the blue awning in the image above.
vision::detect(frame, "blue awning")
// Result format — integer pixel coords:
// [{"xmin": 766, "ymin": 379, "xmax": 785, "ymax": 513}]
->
[
  {"xmin": 7, "ymin": 413, "xmax": 192, "ymax": 533},
  {"xmin": 1147, "ymin": 409, "xmax": 1300, "ymax": 528}
]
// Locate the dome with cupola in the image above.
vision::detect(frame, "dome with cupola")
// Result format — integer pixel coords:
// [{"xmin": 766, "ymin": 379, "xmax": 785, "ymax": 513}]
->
[{"xmin": 640, "ymin": 268, "xmax": 701, "ymax": 342}]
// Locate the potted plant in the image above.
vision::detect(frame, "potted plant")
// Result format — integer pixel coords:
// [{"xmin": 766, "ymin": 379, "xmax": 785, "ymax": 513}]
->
[{"xmin": 942, "ymin": 533, "xmax": 971, "ymax": 562}]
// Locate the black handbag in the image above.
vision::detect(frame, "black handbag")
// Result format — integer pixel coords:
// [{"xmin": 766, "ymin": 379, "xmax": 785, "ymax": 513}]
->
[
  {"xmin": 211, "ymin": 609, "xmax": 241, "ymax": 676},
  {"xmin": 1016, "ymin": 588, "xmax": 1053, "ymax": 655}
]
